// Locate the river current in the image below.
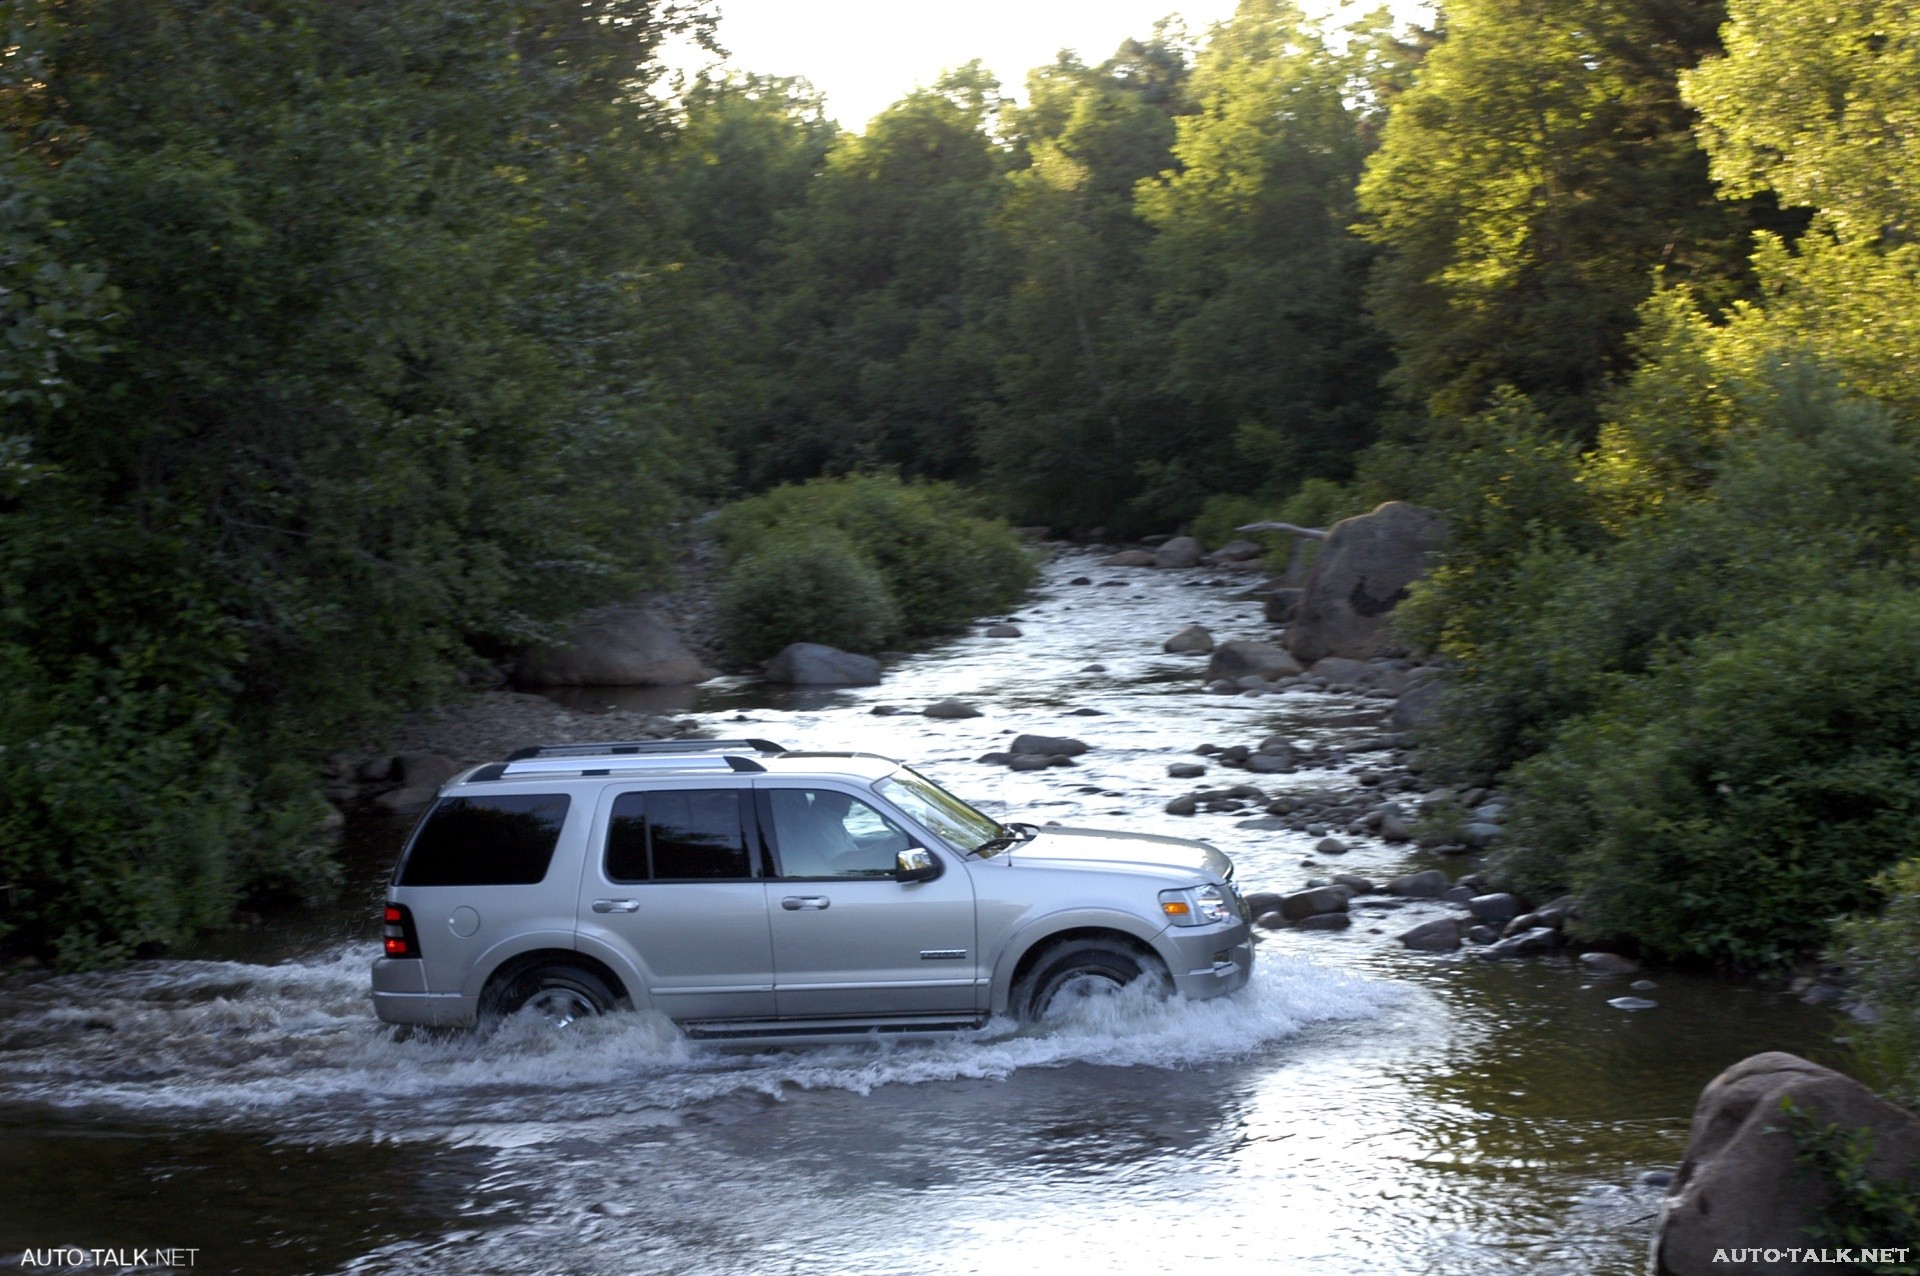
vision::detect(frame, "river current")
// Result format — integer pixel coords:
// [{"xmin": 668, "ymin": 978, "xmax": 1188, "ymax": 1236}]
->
[{"xmin": 0, "ymin": 551, "xmax": 1837, "ymax": 1274}]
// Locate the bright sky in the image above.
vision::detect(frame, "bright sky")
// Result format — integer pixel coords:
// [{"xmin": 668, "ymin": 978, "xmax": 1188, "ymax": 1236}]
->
[{"xmin": 667, "ymin": 1, "xmax": 1412, "ymax": 132}]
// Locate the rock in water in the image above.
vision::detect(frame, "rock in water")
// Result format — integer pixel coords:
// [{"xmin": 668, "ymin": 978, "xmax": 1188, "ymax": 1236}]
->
[
  {"xmin": 1101, "ymin": 550, "xmax": 1155, "ymax": 567},
  {"xmin": 983, "ymin": 623, "xmax": 1023, "ymax": 638},
  {"xmin": 763, "ymin": 643, "xmax": 882, "ymax": 686},
  {"xmin": 1398, "ymin": 919, "xmax": 1460, "ymax": 951},
  {"xmin": 1654, "ymin": 1052, "xmax": 1920, "ymax": 1275},
  {"xmin": 922, "ymin": 698, "xmax": 982, "ymax": 719},
  {"xmin": 1009, "ymin": 734, "xmax": 1089, "ymax": 757},
  {"xmin": 1387, "ymin": 869, "xmax": 1450, "ymax": 898},
  {"xmin": 1285, "ymin": 502, "xmax": 1448, "ymax": 663},
  {"xmin": 1152, "ymin": 536, "xmax": 1204, "ymax": 568},
  {"xmin": 1204, "ymin": 641, "xmax": 1303, "ymax": 683},
  {"xmin": 1163, "ymin": 624, "xmax": 1215, "ymax": 654},
  {"xmin": 517, "ymin": 605, "xmax": 713, "ymax": 687}
]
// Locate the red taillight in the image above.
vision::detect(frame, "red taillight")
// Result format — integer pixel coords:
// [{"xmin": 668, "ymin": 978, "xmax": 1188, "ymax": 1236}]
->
[{"xmin": 382, "ymin": 903, "xmax": 419, "ymax": 958}]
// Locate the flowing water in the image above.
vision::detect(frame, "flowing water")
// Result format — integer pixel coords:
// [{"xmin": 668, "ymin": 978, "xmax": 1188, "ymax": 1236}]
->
[{"xmin": 0, "ymin": 553, "xmax": 1840, "ymax": 1275}]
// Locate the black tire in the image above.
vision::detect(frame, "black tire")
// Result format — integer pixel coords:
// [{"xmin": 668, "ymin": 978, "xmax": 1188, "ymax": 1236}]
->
[
  {"xmin": 1015, "ymin": 938, "xmax": 1168, "ymax": 1022},
  {"xmin": 485, "ymin": 962, "xmax": 617, "ymax": 1029}
]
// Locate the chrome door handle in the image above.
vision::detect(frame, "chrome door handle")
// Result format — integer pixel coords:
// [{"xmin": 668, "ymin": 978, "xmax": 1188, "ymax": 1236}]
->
[
  {"xmin": 781, "ymin": 896, "xmax": 831, "ymax": 911},
  {"xmin": 592, "ymin": 898, "xmax": 640, "ymax": 914}
]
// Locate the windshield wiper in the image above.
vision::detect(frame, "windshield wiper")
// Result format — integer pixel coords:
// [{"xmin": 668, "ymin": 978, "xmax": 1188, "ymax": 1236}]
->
[{"xmin": 972, "ymin": 823, "xmax": 1039, "ymax": 855}]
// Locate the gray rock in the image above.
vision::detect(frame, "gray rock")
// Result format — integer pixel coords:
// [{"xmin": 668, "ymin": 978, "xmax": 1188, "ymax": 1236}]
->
[
  {"xmin": 1101, "ymin": 549, "xmax": 1156, "ymax": 567},
  {"xmin": 1153, "ymin": 536, "xmax": 1204, "ymax": 568},
  {"xmin": 1285, "ymin": 501, "xmax": 1448, "ymax": 663},
  {"xmin": 1379, "ymin": 811, "xmax": 1414, "ymax": 842},
  {"xmin": 765, "ymin": 643, "xmax": 883, "ymax": 686},
  {"xmin": 922, "ymin": 698, "xmax": 982, "ymax": 719},
  {"xmin": 1460, "ymin": 821, "xmax": 1505, "ymax": 848},
  {"xmin": 1390, "ymin": 679, "xmax": 1444, "ymax": 732},
  {"xmin": 1654, "ymin": 1053, "xmax": 1920, "ymax": 1276},
  {"xmin": 517, "ymin": 605, "xmax": 714, "ymax": 687},
  {"xmin": 1632, "ymin": 979, "xmax": 1659, "ymax": 992},
  {"xmin": 375, "ymin": 785, "xmax": 439, "ymax": 814},
  {"xmin": 1308, "ymin": 656, "xmax": 1375, "ymax": 685},
  {"xmin": 1388, "ymin": 869, "xmax": 1451, "ymax": 898},
  {"xmin": 1205, "ymin": 679, "xmax": 1238, "ymax": 694},
  {"xmin": 1465, "ymin": 925, "xmax": 1500, "ymax": 945},
  {"xmin": 1332, "ymin": 874, "xmax": 1375, "ymax": 894},
  {"xmin": 1207, "ymin": 539, "xmax": 1266, "ymax": 564},
  {"xmin": 1478, "ymin": 927, "xmax": 1559, "ymax": 959},
  {"xmin": 1442, "ymin": 885, "xmax": 1476, "ymax": 904},
  {"xmin": 1468, "ymin": 893, "xmax": 1521, "ymax": 928},
  {"xmin": 394, "ymin": 753, "xmax": 458, "ymax": 789},
  {"xmin": 356, "ymin": 756, "xmax": 395, "ymax": 784},
  {"xmin": 1295, "ymin": 913, "xmax": 1352, "ymax": 932},
  {"xmin": 984, "ymin": 623, "xmax": 1023, "ymax": 638},
  {"xmin": 1246, "ymin": 754, "xmax": 1293, "ymax": 775},
  {"xmin": 1243, "ymin": 892, "xmax": 1283, "ymax": 918},
  {"xmin": 975, "ymin": 752, "xmax": 1013, "ymax": 765},
  {"xmin": 1163, "ymin": 624, "xmax": 1215, "ymax": 654},
  {"xmin": 1007, "ymin": 754, "xmax": 1074, "ymax": 771},
  {"xmin": 1205, "ymin": 641, "xmax": 1304, "ymax": 683},
  {"xmin": 1398, "ymin": 919, "xmax": 1460, "ymax": 951},
  {"xmin": 1165, "ymin": 795, "xmax": 1199, "ymax": 816},
  {"xmin": 1608, "ymin": 997, "xmax": 1658, "ymax": 1011},
  {"xmin": 1168, "ymin": 762, "xmax": 1208, "ymax": 779},
  {"xmin": 1280, "ymin": 886, "xmax": 1352, "ymax": 920},
  {"xmin": 1579, "ymin": 951, "xmax": 1642, "ymax": 975},
  {"xmin": 1010, "ymin": 734, "xmax": 1089, "ymax": 757},
  {"xmin": 1263, "ymin": 588, "xmax": 1303, "ymax": 625},
  {"xmin": 1254, "ymin": 912, "xmax": 1288, "ymax": 930},
  {"xmin": 1315, "ymin": 837, "xmax": 1349, "ymax": 856},
  {"xmin": 1234, "ymin": 816, "xmax": 1291, "ymax": 831}
]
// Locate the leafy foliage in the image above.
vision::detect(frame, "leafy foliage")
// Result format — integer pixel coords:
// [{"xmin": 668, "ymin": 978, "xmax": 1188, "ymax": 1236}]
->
[
  {"xmin": 711, "ymin": 475, "xmax": 1036, "ymax": 661},
  {"xmin": 0, "ymin": 0, "xmax": 719, "ymax": 964},
  {"xmin": 1781, "ymin": 1097, "xmax": 1920, "ymax": 1271},
  {"xmin": 716, "ymin": 531, "xmax": 900, "ymax": 663}
]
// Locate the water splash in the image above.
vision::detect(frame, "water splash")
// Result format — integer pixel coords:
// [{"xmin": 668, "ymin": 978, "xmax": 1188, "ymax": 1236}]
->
[{"xmin": 0, "ymin": 944, "xmax": 1395, "ymax": 1139}]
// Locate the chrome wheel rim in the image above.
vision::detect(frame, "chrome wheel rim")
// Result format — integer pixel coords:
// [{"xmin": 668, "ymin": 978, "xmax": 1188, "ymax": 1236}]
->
[{"xmin": 525, "ymin": 986, "xmax": 599, "ymax": 1028}]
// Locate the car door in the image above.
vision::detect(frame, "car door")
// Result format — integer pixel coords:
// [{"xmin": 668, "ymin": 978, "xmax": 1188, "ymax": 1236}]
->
[
  {"xmin": 575, "ymin": 780, "xmax": 776, "ymax": 1022},
  {"xmin": 757, "ymin": 783, "xmax": 980, "ymax": 1019}
]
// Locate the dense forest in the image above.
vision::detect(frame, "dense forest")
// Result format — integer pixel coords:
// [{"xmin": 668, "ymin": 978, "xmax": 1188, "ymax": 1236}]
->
[{"xmin": 4, "ymin": 0, "xmax": 1920, "ymax": 1090}]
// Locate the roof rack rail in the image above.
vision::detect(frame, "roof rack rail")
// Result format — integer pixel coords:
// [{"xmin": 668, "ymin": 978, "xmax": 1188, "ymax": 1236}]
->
[{"xmin": 503, "ymin": 739, "xmax": 787, "ymax": 762}]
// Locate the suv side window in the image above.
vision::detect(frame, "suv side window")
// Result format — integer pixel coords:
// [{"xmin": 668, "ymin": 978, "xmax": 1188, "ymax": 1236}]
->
[
  {"xmin": 605, "ymin": 789, "xmax": 752, "ymax": 882},
  {"xmin": 398, "ymin": 794, "xmax": 571, "ymax": 887},
  {"xmin": 765, "ymin": 789, "xmax": 911, "ymax": 879}
]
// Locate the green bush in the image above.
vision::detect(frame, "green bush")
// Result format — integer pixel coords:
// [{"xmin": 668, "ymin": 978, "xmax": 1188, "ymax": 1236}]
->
[
  {"xmin": 1495, "ymin": 591, "xmax": 1920, "ymax": 965},
  {"xmin": 716, "ymin": 531, "xmax": 902, "ymax": 662},
  {"xmin": 1832, "ymin": 859, "xmax": 1920, "ymax": 1109},
  {"xmin": 713, "ymin": 474, "xmax": 1036, "ymax": 660}
]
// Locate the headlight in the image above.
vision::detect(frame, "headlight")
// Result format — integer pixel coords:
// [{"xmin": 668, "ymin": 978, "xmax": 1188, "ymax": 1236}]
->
[{"xmin": 1159, "ymin": 883, "xmax": 1236, "ymax": 927}]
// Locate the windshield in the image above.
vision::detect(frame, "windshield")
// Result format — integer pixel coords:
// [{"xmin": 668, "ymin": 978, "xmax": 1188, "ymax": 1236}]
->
[{"xmin": 875, "ymin": 768, "xmax": 1006, "ymax": 853}]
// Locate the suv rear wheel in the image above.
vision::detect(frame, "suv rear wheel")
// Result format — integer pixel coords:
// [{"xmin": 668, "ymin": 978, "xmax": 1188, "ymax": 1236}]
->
[
  {"xmin": 1017, "ymin": 939, "xmax": 1167, "ymax": 1022},
  {"xmin": 487, "ymin": 962, "xmax": 617, "ymax": 1028}
]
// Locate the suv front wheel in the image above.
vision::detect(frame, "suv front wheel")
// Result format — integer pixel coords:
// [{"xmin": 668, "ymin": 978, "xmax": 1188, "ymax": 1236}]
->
[
  {"xmin": 485, "ymin": 962, "xmax": 618, "ymax": 1029},
  {"xmin": 1016, "ymin": 938, "xmax": 1167, "ymax": 1022}
]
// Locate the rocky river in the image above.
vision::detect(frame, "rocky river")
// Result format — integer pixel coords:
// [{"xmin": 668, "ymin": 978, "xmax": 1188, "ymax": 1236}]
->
[{"xmin": 0, "ymin": 549, "xmax": 1842, "ymax": 1275}]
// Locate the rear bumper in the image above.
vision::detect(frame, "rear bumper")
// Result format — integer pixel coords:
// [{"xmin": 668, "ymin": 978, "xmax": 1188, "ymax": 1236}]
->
[
  {"xmin": 1158, "ymin": 924, "xmax": 1255, "ymax": 1002},
  {"xmin": 372, "ymin": 990, "xmax": 477, "ymax": 1026},
  {"xmin": 372, "ymin": 957, "xmax": 476, "ymax": 1026}
]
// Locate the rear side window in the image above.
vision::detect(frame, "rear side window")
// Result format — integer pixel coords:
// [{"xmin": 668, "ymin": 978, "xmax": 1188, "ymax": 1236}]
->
[
  {"xmin": 605, "ymin": 789, "xmax": 751, "ymax": 882},
  {"xmin": 399, "ymin": 794, "xmax": 571, "ymax": 887}
]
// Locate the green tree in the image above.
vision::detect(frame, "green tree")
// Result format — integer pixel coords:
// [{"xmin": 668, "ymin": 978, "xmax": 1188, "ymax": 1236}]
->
[{"xmin": 1356, "ymin": 0, "xmax": 1784, "ymax": 432}]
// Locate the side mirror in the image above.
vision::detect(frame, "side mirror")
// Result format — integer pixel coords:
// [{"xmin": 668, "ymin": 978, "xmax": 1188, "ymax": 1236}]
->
[{"xmin": 895, "ymin": 847, "xmax": 942, "ymax": 883}]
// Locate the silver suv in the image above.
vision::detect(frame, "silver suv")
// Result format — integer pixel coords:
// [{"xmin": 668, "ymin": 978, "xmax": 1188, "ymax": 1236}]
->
[{"xmin": 372, "ymin": 740, "xmax": 1254, "ymax": 1039}]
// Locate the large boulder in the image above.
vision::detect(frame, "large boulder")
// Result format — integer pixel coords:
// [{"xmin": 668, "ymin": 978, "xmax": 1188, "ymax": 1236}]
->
[
  {"xmin": 1654, "ymin": 1052, "xmax": 1920, "ymax": 1275},
  {"xmin": 1285, "ymin": 502, "xmax": 1448, "ymax": 663},
  {"xmin": 1205, "ymin": 539, "xmax": 1266, "ymax": 564},
  {"xmin": 764, "ymin": 643, "xmax": 882, "ymax": 686},
  {"xmin": 1153, "ymin": 536, "xmax": 1204, "ymax": 568},
  {"xmin": 517, "ymin": 605, "xmax": 712, "ymax": 687},
  {"xmin": 1391, "ymin": 679, "xmax": 1445, "ymax": 731},
  {"xmin": 1205, "ymin": 641, "xmax": 1303, "ymax": 683},
  {"xmin": 1102, "ymin": 549, "xmax": 1156, "ymax": 567}
]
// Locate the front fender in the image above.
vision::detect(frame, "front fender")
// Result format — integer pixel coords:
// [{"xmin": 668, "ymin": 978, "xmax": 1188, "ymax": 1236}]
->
[{"xmin": 989, "ymin": 907, "xmax": 1170, "ymax": 1015}]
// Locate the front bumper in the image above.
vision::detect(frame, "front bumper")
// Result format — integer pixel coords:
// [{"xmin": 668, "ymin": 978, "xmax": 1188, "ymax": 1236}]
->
[{"xmin": 1156, "ymin": 922, "xmax": 1255, "ymax": 1002}]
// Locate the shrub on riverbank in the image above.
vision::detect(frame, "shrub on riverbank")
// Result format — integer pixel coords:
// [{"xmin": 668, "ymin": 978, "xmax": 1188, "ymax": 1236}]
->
[
  {"xmin": 716, "ymin": 531, "xmax": 901, "ymax": 662},
  {"xmin": 711, "ymin": 475, "xmax": 1036, "ymax": 661},
  {"xmin": 1832, "ymin": 861, "xmax": 1920, "ymax": 1109}
]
